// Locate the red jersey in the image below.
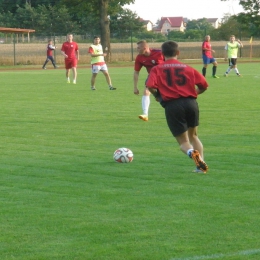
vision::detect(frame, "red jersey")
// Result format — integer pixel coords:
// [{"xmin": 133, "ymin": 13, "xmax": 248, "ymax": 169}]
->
[
  {"xmin": 134, "ymin": 49, "xmax": 164, "ymax": 73},
  {"xmin": 146, "ymin": 59, "xmax": 208, "ymax": 101},
  {"xmin": 61, "ymin": 41, "xmax": 78, "ymax": 59},
  {"xmin": 47, "ymin": 44, "xmax": 55, "ymax": 56},
  {"xmin": 202, "ymin": 41, "xmax": 212, "ymax": 58}
]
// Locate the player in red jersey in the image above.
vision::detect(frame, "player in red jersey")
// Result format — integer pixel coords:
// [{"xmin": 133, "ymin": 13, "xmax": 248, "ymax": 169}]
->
[
  {"xmin": 42, "ymin": 40, "xmax": 58, "ymax": 69},
  {"xmin": 146, "ymin": 41, "xmax": 209, "ymax": 173},
  {"xmin": 61, "ymin": 34, "xmax": 79, "ymax": 84},
  {"xmin": 202, "ymin": 35, "xmax": 219, "ymax": 78},
  {"xmin": 133, "ymin": 40, "xmax": 164, "ymax": 121}
]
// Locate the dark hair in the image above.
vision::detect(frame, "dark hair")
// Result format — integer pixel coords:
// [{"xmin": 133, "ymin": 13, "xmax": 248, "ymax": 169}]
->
[
  {"xmin": 161, "ymin": 41, "xmax": 179, "ymax": 57},
  {"xmin": 94, "ymin": 36, "xmax": 100, "ymax": 39}
]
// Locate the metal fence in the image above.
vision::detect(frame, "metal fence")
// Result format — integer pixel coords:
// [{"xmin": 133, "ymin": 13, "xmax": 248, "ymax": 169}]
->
[{"xmin": 0, "ymin": 40, "xmax": 259, "ymax": 66}]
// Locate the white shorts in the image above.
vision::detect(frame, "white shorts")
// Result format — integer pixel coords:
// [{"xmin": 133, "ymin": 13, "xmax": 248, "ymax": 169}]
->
[{"xmin": 91, "ymin": 64, "xmax": 108, "ymax": 74}]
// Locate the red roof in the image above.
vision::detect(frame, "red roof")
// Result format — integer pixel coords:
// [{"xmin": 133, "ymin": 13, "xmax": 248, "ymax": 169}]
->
[{"xmin": 157, "ymin": 17, "xmax": 184, "ymax": 30}]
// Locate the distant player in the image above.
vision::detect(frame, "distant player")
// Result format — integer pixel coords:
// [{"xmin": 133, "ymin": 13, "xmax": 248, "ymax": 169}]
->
[
  {"xmin": 202, "ymin": 35, "xmax": 219, "ymax": 78},
  {"xmin": 61, "ymin": 34, "xmax": 79, "ymax": 84},
  {"xmin": 224, "ymin": 35, "xmax": 243, "ymax": 76},
  {"xmin": 42, "ymin": 40, "xmax": 58, "ymax": 69},
  {"xmin": 133, "ymin": 40, "xmax": 164, "ymax": 121},
  {"xmin": 88, "ymin": 36, "xmax": 116, "ymax": 90}
]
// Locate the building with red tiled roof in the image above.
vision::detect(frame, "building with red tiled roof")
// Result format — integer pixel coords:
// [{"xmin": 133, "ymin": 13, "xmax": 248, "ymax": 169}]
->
[{"xmin": 154, "ymin": 17, "xmax": 186, "ymax": 35}]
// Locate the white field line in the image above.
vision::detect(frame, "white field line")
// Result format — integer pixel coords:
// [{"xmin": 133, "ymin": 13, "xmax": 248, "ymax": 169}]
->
[{"xmin": 170, "ymin": 248, "xmax": 260, "ymax": 260}]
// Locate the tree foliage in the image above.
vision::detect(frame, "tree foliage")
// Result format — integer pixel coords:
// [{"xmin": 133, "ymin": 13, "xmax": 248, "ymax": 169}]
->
[{"xmin": 221, "ymin": 0, "xmax": 260, "ymax": 36}]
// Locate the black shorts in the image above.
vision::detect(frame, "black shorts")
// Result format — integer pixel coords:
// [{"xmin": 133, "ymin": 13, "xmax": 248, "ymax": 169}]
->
[
  {"xmin": 228, "ymin": 58, "xmax": 237, "ymax": 66},
  {"xmin": 164, "ymin": 97, "xmax": 199, "ymax": 137}
]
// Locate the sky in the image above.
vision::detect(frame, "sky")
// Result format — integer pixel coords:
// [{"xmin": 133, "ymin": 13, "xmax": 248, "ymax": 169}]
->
[{"xmin": 125, "ymin": 0, "xmax": 244, "ymax": 23}]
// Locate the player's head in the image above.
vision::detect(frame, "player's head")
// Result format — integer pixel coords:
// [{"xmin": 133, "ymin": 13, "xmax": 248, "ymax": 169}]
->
[
  {"xmin": 230, "ymin": 35, "xmax": 236, "ymax": 42},
  {"xmin": 136, "ymin": 40, "xmax": 150, "ymax": 55},
  {"xmin": 205, "ymin": 35, "xmax": 210, "ymax": 42},
  {"xmin": 67, "ymin": 34, "xmax": 73, "ymax": 42},
  {"xmin": 93, "ymin": 36, "xmax": 101, "ymax": 44},
  {"xmin": 48, "ymin": 40, "xmax": 52, "ymax": 44},
  {"xmin": 161, "ymin": 41, "xmax": 179, "ymax": 58}
]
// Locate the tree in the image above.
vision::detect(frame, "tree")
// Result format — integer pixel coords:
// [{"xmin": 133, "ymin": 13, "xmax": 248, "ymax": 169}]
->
[
  {"xmin": 186, "ymin": 18, "xmax": 214, "ymax": 35},
  {"xmin": 167, "ymin": 30, "xmax": 185, "ymax": 40},
  {"xmin": 110, "ymin": 8, "xmax": 144, "ymax": 40},
  {"xmin": 221, "ymin": 0, "xmax": 260, "ymax": 36},
  {"xmin": 0, "ymin": 0, "xmax": 60, "ymax": 13},
  {"xmin": 214, "ymin": 16, "xmax": 242, "ymax": 40},
  {"xmin": 0, "ymin": 11, "xmax": 15, "ymax": 27},
  {"xmin": 60, "ymin": 0, "xmax": 135, "ymax": 61}
]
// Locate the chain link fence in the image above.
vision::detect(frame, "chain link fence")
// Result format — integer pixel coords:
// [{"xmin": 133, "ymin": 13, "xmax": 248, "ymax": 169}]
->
[{"xmin": 0, "ymin": 35, "xmax": 259, "ymax": 66}]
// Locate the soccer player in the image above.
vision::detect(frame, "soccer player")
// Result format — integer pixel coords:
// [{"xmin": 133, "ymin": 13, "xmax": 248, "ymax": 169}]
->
[
  {"xmin": 61, "ymin": 34, "xmax": 79, "ymax": 84},
  {"xmin": 202, "ymin": 35, "xmax": 219, "ymax": 78},
  {"xmin": 88, "ymin": 36, "xmax": 116, "ymax": 90},
  {"xmin": 146, "ymin": 41, "xmax": 209, "ymax": 173},
  {"xmin": 42, "ymin": 40, "xmax": 58, "ymax": 69},
  {"xmin": 133, "ymin": 40, "xmax": 164, "ymax": 121},
  {"xmin": 224, "ymin": 35, "xmax": 243, "ymax": 76}
]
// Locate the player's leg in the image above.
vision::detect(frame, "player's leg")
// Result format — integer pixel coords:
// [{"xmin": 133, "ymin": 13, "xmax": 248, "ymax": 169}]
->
[
  {"xmin": 202, "ymin": 55, "xmax": 208, "ymax": 76},
  {"xmin": 49, "ymin": 56, "xmax": 57, "ymax": 68},
  {"xmin": 90, "ymin": 65, "xmax": 100, "ymax": 90},
  {"xmin": 71, "ymin": 59, "xmax": 78, "ymax": 84},
  {"xmin": 42, "ymin": 57, "xmax": 49, "ymax": 69},
  {"xmin": 72, "ymin": 67, "xmax": 77, "ymax": 84},
  {"xmin": 139, "ymin": 87, "xmax": 150, "ymax": 121},
  {"xmin": 188, "ymin": 126, "xmax": 204, "ymax": 159},
  {"xmin": 232, "ymin": 59, "xmax": 240, "ymax": 75},
  {"xmin": 175, "ymin": 129, "xmax": 208, "ymax": 173},
  {"xmin": 91, "ymin": 73, "xmax": 97, "ymax": 90},
  {"xmin": 101, "ymin": 69, "xmax": 116, "ymax": 90},
  {"xmin": 224, "ymin": 59, "xmax": 232, "ymax": 76},
  {"xmin": 212, "ymin": 59, "xmax": 219, "ymax": 78},
  {"xmin": 166, "ymin": 98, "xmax": 208, "ymax": 173},
  {"xmin": 65, "ymin": 60, "xmax": 71, "ymax": 83},
  {"xmin": 66, "ymin": 69, "xmax": 70, "ymax": 83}
]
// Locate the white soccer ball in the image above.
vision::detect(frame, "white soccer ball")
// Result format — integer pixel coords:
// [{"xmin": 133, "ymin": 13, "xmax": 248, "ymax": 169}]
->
[{"xmin": 113, "ymin": 148, "xmax": 134, "ymax": 163}]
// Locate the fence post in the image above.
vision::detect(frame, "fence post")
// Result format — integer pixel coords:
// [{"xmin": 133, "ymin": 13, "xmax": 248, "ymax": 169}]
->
[{"xmin": 13, "ymin": 35, "xmax": 16, "ymax": 66}]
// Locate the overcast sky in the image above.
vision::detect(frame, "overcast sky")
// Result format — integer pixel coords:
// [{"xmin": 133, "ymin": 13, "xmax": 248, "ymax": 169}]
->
[{"xmin": 125, "ymin": 0, "xmax": 244, "ymax": 23}]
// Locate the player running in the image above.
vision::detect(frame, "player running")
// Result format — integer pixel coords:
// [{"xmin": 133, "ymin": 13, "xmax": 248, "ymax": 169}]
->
[
  {"xmin": 146, "ymin": 41, "xmax": 209, "ymax": 173},
  {"xmin": 133, "ymin": 40, "xmax": 164, "ymax": 121}
]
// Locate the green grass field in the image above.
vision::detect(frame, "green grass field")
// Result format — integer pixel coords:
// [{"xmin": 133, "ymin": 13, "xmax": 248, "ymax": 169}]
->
[{"xmin": 1, "ymin": 62, "xmax": 260, "ymax": 260}]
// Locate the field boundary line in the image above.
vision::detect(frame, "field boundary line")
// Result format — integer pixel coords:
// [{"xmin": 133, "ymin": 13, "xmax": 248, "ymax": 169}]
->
[{"xmin": 170, "ymin": 248, "xmax": 260, "ymax": 260}]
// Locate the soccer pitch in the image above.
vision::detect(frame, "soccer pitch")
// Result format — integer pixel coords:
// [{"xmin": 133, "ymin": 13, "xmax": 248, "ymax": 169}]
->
[{"xmin": 1, "ymin": 63, "xmax": 260, "ymax": 260}]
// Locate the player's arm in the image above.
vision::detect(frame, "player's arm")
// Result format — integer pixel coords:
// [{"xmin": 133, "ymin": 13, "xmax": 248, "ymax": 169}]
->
[
  {"xmin": 76, "ymin": 49, "xmax": 79, "ymax": 60},
  {"xmin": 237, "ymin": 39, "xmax": 243, "ymax": 48},
  {"xmin": 133, "ymin": 70, "xmax": 140, "ymax": 95},
  {"xmin": 194, "ymin": 70, "xmax": 208, "ymax": 95},
  {"xmin": 147, "ymin": 87, "xmax": 161, "ymax": 100},
  {"xmin": 224, "ymin": 45, "xmax": 228, "ymax": 61},
  {"xmin": 89, "ymin": 47, "xmax": 106, "ymax": 57},
  {"xmin": 61, "ymin": 49, "xmax": 68, "ymax": 58},
  {"xmin": 196, "ymin": 87, "xmax": 207, "ymax": 95},
  {"xmin": 202, "ymin": 43, "xmax": 210, "ymax": 52}
]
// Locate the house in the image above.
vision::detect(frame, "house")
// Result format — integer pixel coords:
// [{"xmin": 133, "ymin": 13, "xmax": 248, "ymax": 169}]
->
[
  {"xmin": 206, "ymin": 18, "xmax": 220, "ymax": 28},
  {"xmin": 154, "ymin": 17, "xmax": 186, "ymax": 35},
  {"xmin": 198, "ymin": 18, "xmax": 220, "ymax": 28},
  {"xmin": 140, "ymin": 19, "xmax": 153, "ymax": 31}
]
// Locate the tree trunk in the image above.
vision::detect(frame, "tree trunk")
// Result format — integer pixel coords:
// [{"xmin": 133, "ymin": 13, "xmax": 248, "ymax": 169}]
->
[{"xmin": 99, "ymin": 0, "xmax": 111, "ymax": 62}]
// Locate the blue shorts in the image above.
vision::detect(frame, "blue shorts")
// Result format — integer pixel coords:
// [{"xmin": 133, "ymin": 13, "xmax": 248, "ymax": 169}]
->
[{"xmin": 203, "ymin": 55, "xmax": 216, "ymax": 65}]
